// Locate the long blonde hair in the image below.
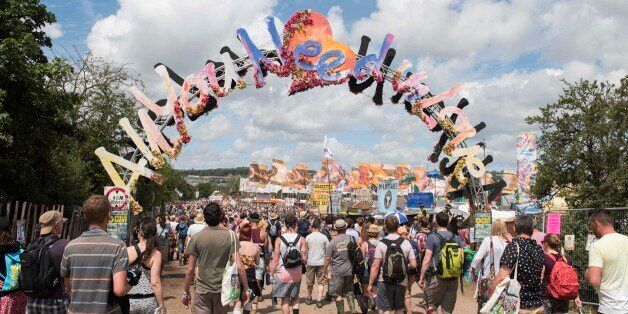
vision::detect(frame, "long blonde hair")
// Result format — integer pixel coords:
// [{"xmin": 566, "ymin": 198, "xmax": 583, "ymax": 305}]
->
[{"xmin": 491, "ymin": 220, "xmax": 508, "ymax": 238}]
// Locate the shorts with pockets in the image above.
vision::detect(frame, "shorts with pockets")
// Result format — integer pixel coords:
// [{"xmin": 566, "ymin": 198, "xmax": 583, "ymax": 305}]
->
[
  {"xmin": 425, "ymin": 275, "xmax": 458, "ymax": 313},
  {"xmin": 328, "ymin": 275, "xmax": 354, "ymax": 297},
  {"xmin": 376, "ymin": 281, "xmax": 406, "ymax": 310},
  {"xmin": 305, "ymin": 265, "xmax": 325, "ymax": 288}
]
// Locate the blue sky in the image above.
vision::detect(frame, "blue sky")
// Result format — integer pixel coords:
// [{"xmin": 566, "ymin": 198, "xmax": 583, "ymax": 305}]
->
[{"xmin": 41, "ymin": 0, "xmax": 627, "ymax": 171}]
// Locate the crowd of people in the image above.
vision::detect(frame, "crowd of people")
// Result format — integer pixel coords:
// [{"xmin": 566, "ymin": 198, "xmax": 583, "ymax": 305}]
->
[{"xmin": 0, "ymin": 195, "xmax": 626, "ymax": 314}]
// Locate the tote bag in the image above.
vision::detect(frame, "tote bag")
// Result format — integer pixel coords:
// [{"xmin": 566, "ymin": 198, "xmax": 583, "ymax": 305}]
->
[
  {"xmin": 480, "ymin": 242, "xmax": 521, "ymax": 314},
  {"xmin": 221, "ymin": 231, "xmax": 241, "ymax": 306},
  {"xmin": 476, "ymin": 237, "xmax": 496, "ymax": 305}
]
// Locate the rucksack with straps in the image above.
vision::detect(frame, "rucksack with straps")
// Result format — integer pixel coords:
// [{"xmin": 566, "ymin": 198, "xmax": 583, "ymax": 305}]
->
[
  {"xmin": 546, "ymin": 254, "xmax": 579, "ymax": 300},
  {"xmin": 348, "ymin": 236, "xmax": 364, "ymax": 276},
  {"xmin": 19, "ymin": 236, "xmax": 60, "ymax": 298},
  {"xmin": 269, "ymin": 221, "xmax": 280, "ymax": 237},
  {"xmin": 280, "ymin": 235, "xmax": 302, "ymax": 268},
  {"xmin": 381, "ymin": 237, "xmax": 407, "ymax": 283},
  {"xmin": 433, "ymin": 232, "xmax": 462, "ymax": 279}
]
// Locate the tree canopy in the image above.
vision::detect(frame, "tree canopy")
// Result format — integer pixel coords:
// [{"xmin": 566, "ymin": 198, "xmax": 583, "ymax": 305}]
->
[{"xmin": 526, "ymin": 77, "xmax": 628, "ymax": 208}]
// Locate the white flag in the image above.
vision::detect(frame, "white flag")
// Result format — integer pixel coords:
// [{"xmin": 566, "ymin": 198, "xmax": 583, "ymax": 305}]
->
[{"xmin": 323, "ymin": 134, "xmax": 335, "ymax": 160}]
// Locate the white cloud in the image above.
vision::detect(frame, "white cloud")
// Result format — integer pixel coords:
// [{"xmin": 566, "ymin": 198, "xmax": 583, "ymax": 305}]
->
[
  {"xmin": 86, "ymin": 0, "xmax": 628, "ymax": 170},
  {"xmin": 42, "ymin": 23, "xmax": 63, "ymax": 39}
]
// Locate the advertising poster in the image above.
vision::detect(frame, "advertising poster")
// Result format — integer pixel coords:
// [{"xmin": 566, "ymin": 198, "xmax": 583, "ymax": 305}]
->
[
  {"xmin": 474, "ymin": 212, "xmax": 492, "ymax": 242},
  {"xmin": 330, "ymin": 191, "xmax": 342, "ymax": 215},
  {"xmin": 516, "ymin": 133, "xmax": 537, "ymax": 196},
  {"xmin": 546, "ymin": 213, "xmax": 561, "ymax": 234},
  {"xmin": 564, "ymin": 234, "xmax": 575, "ymax": 251},
  {"xmin": 377, "ymin": 179, "xmax": 399, "ymax": 212},
  {"xmin": 407, "ymin": 192, "xmax": 434, "ymax": 208},
  {"xmin": 104, "ymin": 186, "xmax": 130, "ymax": 242},
  {"xmin": 312, "ymin": 183, "xmax": 331, "ymax": 207}
]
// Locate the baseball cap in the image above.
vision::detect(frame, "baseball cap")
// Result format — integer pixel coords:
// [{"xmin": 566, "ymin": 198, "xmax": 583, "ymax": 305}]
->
[{"xmin": 39, "ymin": 211, "xmax": 67, "ymax": 234}]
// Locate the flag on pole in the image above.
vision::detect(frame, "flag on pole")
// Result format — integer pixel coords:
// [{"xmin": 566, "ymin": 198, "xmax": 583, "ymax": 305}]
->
[{"xmin": 323, "ymin": 134, "xmax": 335, "ymax": 160}]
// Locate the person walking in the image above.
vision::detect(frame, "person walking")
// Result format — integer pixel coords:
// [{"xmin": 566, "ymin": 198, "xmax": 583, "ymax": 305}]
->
[
  {"xmin": 585, "ymin": 209, "xmax": 628, "ymax": 313},
  {"xmin": 0, "ymin": 217, "xmax": 26, "ymax": 313},
  {"xmin": 267, "ymin": 212, "xmax": 282, "ymax": 251},
  {"xmin": 305, "ymin": 218, "xmax": 329, "ymax": 308},
  {"xmin": 234, "ymin": 222, "xmax": 261, "ymax": 314},
  {"xmin": 60, "ymin": 195, "xmax": 132, "ymax": 313},
  {"xmin": 296, "ymin": 211, "xmax": 311, "ymax": 238},
  {"xmin": 345, "ymin": 218, "xmax": 360, "ymax": 242},
  {"xmin": 541, "ymin": 233, "xmax": 582, "ymax": 313},
  {"xmin": 419, "ymin": 211, "xmax": 464, "ymax": 314},
  {"xmin": 155, "ymin": 215, "xmax": 174, "ymax": 266},
  {"xmin": 368, "ymin": 215, "xmax": 417, "ymax": 314},
  {"xmin": 322, "ymin": 219, "xmax": 356, "ymax": 314},
  {"xmin": 127, "ymin": 218, "xmax": 166, "ymax": 313},
  {"xmin": 269, "ymin": 213, "xmax": 307, "ymax": 314},
  {"xmin": 24, "ymin": 211, "xmax": 70, "ymax": 313},
  {"xmin": 491, "ymin": 215, "xmax": 544, "ymax": 314},
  {"xmin": 181, "ymin": 202, "xmax": 250, "ymax": 313},
  {"xmin": 359, "ymin": 223, "xmax": 380, "ymax": 313},
  {"xmin": 248, "ymin": 212, "xmax": 268, "ymax": 295},
  {"xmin": 471, "ymin": 219, "xmax": 509, "ymax": 312},
  {"xmin": 175, "ymin": 215, "xmax": 189, "ymax": 265},
  {"xmin": 398, "ymin": 226, "xmax": 419, "ymax": 314}
]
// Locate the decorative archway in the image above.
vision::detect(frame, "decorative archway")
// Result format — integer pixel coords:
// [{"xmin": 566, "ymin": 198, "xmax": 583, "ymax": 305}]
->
[{"xmin": 96, "ymin": 9, "xmax": 506, "ymax": 215}]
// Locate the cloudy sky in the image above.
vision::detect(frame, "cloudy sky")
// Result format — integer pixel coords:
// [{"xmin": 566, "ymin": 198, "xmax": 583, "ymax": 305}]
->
[{"xmin": 43, "ymin": 0, "xmax": 627, "ymax": 171}]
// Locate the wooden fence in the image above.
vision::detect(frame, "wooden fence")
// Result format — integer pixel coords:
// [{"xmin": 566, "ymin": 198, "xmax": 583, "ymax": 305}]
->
[{"xmin": 1, "ymin": 201, "xmax": 87, "ymax": 246}]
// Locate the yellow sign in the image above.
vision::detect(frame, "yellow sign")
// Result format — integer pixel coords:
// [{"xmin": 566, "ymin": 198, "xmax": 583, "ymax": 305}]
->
[{"xmin": 312, "ymin": 183, "xmax": 331, "ymax": 206}]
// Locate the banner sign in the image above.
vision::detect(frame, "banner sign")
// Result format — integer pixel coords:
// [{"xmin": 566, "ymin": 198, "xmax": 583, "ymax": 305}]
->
[
  {"xmin": 378, "ymin": 179, "xmax": 398, "ymax": 212},
  {"xmin": 105, "ymin": 186, "xmax": 130, "ymax": 242},
  {"xmin": 312, "ymin": 183, "xmax": 331, "ymax": 207},
  {"xmin": 546, "ymin": 213, "xmax": 561, "ymax": 234},
  {"xmin": 474, "ymin": 212, "xmax": 492, "ymax": 242},
  {"xmin": 330, "ymin": 191, "xmax": 342, "ymax": 215},
  {"xmin": 564, "ymin": 234, "xmax": 575, "ymax": 251},
  {"xmin": 516, "ymin": 133, "xmax": 537, "ymax": 197},
  {"xmin": 356, "ymin": 188, "xmax": 371, "ymax": 203},
  {"xmin": 407, "ymin": 192, "xmax": 434, "ymax": 208}
]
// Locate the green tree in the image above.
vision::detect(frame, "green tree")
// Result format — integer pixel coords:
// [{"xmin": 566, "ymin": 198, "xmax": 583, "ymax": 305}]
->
[
  {"xmin": 526, "ymin": 77, "xmax": 628, "ymax": 208},
  {"xmin": 135, "ymin": 162, "xmax": 194, "ymax": 210},
  {"xmin": 196, "ymin": 181, "xmax": 218, "ymax": 198}
]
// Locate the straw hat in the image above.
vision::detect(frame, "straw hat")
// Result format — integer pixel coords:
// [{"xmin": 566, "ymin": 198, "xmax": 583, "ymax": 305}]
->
[
  {"xmin": 367, "ymin": 224, "xmax": 380, "ymax": 234},
  {"xmin": 194, "ymin": 213, "xmax": 205, "ymax": 223},
  {"xmin": 334, "ymin": 219, "xmax": 348, "ymax": 230},
  {"xmin": 269, "ymin": 212, "xmax": 278, "ymax": 220}
]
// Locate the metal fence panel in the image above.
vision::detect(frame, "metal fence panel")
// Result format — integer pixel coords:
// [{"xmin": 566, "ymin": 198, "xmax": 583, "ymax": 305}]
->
[{"xmin": 542, "ymin": 207, "xmax": 627, "ymax": 305}]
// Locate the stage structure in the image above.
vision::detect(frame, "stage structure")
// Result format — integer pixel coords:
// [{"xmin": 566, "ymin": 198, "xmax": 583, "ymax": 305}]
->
[{"xmin": 95, "ymin": 10, "xmax": 506, "ymax": 215}]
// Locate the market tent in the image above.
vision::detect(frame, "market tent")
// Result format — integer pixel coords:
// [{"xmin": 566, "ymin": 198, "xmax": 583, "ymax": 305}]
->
[{"xmin": 491, "ymin": 209, "xmax": 516, "ymax": 221}]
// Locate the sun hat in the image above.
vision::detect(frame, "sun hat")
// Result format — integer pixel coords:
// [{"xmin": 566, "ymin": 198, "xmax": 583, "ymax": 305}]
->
[
  {"xmin": 269, "ymin": 212, "xmax": 278, "ymax": 220},
  {"xmin": 39, "ymin": 211, "xmax": 67, "ymax": 234},
  {"xmin": 334, "ymin": 219, "xmax": 348, "ymax": 230},
  {"xmin": 367, "ymin": 224, "xmax": 380, "ymax": 234},
  {"xmin": 194, "ymin": 213, "xmax": 205, "ymax": 223}
]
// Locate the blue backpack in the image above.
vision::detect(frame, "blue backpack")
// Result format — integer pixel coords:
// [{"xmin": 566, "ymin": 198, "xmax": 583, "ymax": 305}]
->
[{"xmin": 1, "ymin": 248, "xmax": 24, "ymax": 291}]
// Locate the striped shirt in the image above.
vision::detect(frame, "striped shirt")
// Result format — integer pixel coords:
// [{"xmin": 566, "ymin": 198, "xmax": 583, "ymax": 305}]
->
[{"xmin": 60, "ymin": 227, "xmax": 128, "ymax": 314}]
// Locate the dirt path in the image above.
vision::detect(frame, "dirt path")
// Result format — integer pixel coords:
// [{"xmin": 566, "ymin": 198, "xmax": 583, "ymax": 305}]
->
[{"xmin": 161, "ymin": 261, "xmax": 478, "ymax": 313}]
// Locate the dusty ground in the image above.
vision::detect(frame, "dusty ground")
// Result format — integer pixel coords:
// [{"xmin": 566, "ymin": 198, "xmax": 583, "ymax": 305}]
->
[{"xmin": 160, "ymin": 260, "xmax": 479, "ymax": 313}]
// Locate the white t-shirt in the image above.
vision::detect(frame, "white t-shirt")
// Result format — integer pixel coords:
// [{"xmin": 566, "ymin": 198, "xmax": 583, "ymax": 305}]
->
[
  {"xmin": 471, "ymin": 235, "xmax": 508, "ymax": 277},
  {"xmin": 588, "ymin": 232, "xmax": 628, "ymax": 313},
  {"xmin": 306, "ymin": 231, "xmax": 329, "ymax": 266},
  {"xmin": 187, "ymin": 222, "xmax": 208, "ymax": 243}
]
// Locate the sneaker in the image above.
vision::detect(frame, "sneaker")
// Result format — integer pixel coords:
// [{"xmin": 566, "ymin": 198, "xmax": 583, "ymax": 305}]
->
[
  {"xmin": 316, "ymin": 300, "xmax": 323, "ymax": 308},
  {"xmin": 305, "ymin": 296, "xmax": 312, "ymax": 305}
]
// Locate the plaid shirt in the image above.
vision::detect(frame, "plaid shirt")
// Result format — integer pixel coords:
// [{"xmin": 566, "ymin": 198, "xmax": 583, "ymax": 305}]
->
[{"xmin": 26, "ymin": 297, "xmax": 68, "ymax": 314}]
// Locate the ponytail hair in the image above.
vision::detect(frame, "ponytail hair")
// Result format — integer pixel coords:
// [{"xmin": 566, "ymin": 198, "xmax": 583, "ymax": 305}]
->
[
  {"xmin": 543, "ymin": 233, "xmax": 562, "ymax": 253},
  {"xmin": 139, "ymin": 217, "xmax": 157, "ymax": 262}
]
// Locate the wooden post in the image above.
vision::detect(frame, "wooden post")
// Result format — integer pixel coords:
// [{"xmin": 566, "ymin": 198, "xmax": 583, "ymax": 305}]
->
[
  {"xmin": 30, "ymin": 205, "xmax": 38, "ymax": 240},
  {"xmin": 4, "ymin": 202, "xmax": 10, "ymax": 218},
  {"xmin": 24, "ymin": 203, "xmax": 32, "ymax": 243},
  {"xmin": 11, "ymin": 201, "xmax": 19, "ymax": 238}
]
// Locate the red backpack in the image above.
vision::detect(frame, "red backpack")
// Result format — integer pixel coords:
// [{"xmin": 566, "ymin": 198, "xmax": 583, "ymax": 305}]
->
[{"xmin": 546, "ymin": 254, "xmax": 580, "ymax": 300}]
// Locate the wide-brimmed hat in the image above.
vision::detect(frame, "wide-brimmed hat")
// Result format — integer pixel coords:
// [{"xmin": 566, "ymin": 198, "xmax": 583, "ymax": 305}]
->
[
  {"xmin": 334, "ymin": 219, "xmax": 348, "ymax": 230},
  {"xmin": 249, "ymin": 212, "xmax": 260, "ymax": 222},
  {"xmin": 194, "ymin": 213, "xmax": 205, "ymax": 223},
  {"xmin": 299, "ymin": 211, "xmax": 307, "ymax": 218},
  {"xmin": 269, "ymin": 212, "xmax": 278, "ymax": 220},
  {"xmin": 367, "ymin": 224, "xmax": 380, "ymax": 234},
  {"xmin": 39, "ymin": 211, "xmax": 67, "ymax": 234}
]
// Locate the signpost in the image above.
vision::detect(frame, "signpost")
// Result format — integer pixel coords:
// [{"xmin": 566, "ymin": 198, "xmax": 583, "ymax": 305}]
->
[
  {"xmin": 104, "ymin": 186, "xmax": 131, "ymax": 243},
  {"xmin": 377, "ymin": 179, "xmax": 399, "ymax": 212},
  {"xmin": 312, "ymin": 183, "xmax": 331, "ymax": 215},
  {"xmin": 473, "ymin": 212, "xmax": 491, "ymax": 243}
]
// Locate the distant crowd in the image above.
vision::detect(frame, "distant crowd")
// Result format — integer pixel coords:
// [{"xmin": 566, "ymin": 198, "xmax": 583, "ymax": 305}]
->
[{"xmin": 0, "ymin": 196, "xmax": 626, "ymax": 314}]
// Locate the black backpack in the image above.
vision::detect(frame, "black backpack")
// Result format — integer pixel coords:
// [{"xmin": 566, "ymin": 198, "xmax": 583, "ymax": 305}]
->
[
  {"xmin": 381, "ymin": 237, "xmax": 407, "ymax": 283},
  {"xmin": 349, "ymin": 237, "xmax": 365, "ymax": 276},
  {"xmin": 280, "ymin": 235, "xmax": 302, "ymax": 268},
  {"xmin": 19, "ymin": 236, "xmax": 61, "ymax": 298}
]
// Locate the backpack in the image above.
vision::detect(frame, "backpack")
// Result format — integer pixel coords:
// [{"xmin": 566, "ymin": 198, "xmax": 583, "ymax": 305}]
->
[
  {"xmin": 546, "ymin": 254, "xmax": 579, "ymax": 300},
  {"xmin": 364, "ymin": 240, "xmax": 378, "ymax": 275},
  {"xmin": 1, "ymin": 248, "xmax": 23, "ymax": 292},
  {"xmin": 280, "ymin": 235, "xmax": 302, "ymax": 268},
  {"xmin": 433, "ymin": 232, "xmax": 463, "ymax": 279},
  {"xmin": 416, "ymin": 231, "xmax": 430, "ymax": 269},
  {"xmin": 348, "ymin": 237, "xmax": 363, "ymax": 276},
  {"xmin": 19, "ymin": 237, "xmax": 59, "ymax": 297},
  {"xmin": 381, "ymin": 237, "xmax": 407, "ymax": 283},
  {"xmin": 321, "ymin": 227, "xmax": 332, "ymax": 241},
  {"xmin": 269, "ymin": 221, "xmax": 280, "ymax": 237},
  {"xmin": 177, "ymin": 224, "xmax": 189, "ymax": 240}
]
